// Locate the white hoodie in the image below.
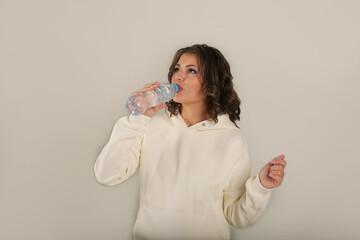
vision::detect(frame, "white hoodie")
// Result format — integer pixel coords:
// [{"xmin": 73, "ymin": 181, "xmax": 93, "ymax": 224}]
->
[{"xmin": 94, "ymin": 108, "xmax": 272, "ymax": 240}]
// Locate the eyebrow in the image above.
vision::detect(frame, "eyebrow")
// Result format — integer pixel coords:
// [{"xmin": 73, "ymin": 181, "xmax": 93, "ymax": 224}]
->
[{"xmin": 175, "ymin": 63, "xmax": 198, "ymax": 68}]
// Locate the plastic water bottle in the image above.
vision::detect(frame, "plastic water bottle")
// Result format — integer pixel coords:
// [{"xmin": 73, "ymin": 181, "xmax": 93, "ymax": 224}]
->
[{"xmin": 125, "ymin": 82, "xmax": 179, "ymax": 115}]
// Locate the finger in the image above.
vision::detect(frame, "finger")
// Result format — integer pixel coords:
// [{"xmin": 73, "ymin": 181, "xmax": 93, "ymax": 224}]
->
[
  {"xmin": 155, "ymin": 103, "xmax": 166, "ymax": 110},
  {"xmin": 142, "ymin": 107, "xmax": 155, "ymax": 117},
  {"xmin": 140, "ymin": 83, "xmax": 161, "ymax": 92},
  {"xmin": 268, "ymin": 174, "xmax": 283, "ymax": 185},
  {"xmin": 263, "ymin": 161, "xmax": 272, "ymax": 171},
  {"xmin": 270, "ymin": 165, "xmax": 284, "ymax": 171},
  {"xmin": 271, "ymin": 157, "xmax": 280, "ymax": 166},
  {"xmin": 271, "ymin": 154, "xmax": 285, "ymax": 164},
  {"xmin": 143, "ymin": 103, "xmax": 166, "ymax": 117},
  {"xmin": 269, "ymin": 170, "xmax": 284, "ymax": 178},
  {"xmin": 143, "ymin": 83, "xmax": 158, "ymax": 88},
  {"xmin": 139, "ymin": 86, "xmax": 153, "ymax": 92},
  {"xmin": 144, "ymin": 82, "xmax": 160, "ymax": 88},
  {"xmin": 271, "ymin": 158, "xmax": 287, "ymax": 167}
]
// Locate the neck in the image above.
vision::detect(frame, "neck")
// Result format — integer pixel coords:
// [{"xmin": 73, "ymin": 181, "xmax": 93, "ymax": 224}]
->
[{"xmin": 180, "ymin": 103, "xmax": 210, "ymax": 127}]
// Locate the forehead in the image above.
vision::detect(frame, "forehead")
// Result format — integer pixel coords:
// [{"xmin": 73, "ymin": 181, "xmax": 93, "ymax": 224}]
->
[{"xmin": 177, "ymin": 53, "xmax": 199, "ymax": 66}]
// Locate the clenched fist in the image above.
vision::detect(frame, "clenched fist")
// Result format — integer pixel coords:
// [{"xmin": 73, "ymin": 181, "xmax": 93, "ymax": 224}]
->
[{"xmin": 259, "ymin": 154, "xmax": 287, "ymax": 189}]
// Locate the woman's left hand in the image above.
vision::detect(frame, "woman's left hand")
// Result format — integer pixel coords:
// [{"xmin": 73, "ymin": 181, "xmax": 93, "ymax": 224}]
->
[{"xmin": 259, "ymin": 154, "xmax": 287, "ymax": 189}]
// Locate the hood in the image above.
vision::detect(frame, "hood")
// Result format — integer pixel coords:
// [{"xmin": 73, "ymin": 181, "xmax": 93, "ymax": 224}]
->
[{"xmin": 163, "ymin": 108, "xmax": 239, "ymax": 131}]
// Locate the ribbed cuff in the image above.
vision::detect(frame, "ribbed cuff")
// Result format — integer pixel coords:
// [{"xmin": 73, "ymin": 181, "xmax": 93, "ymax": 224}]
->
[{"xmin": 253, "ymin": 173, "xmax": 273, "ymax": 195}]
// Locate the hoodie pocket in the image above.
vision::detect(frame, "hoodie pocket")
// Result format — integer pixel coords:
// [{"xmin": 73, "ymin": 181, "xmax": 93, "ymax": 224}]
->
[{"xmin": 133, "ymin": 205, "xmax": 227, "ymax": 240}]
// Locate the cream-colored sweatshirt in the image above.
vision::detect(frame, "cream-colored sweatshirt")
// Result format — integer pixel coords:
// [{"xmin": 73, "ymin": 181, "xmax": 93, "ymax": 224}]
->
[{"xmin": 94, "ymin": 108, "xmax": 272, "ymax": 240}]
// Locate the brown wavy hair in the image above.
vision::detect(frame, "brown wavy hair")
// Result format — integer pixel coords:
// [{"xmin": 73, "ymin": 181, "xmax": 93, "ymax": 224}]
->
[{"xmin": 166, "ymin": 44, "xmax": 241, "ymax": 128}]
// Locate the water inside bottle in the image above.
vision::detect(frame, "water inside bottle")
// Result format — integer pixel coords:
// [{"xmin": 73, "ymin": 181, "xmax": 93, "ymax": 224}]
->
[
  {"xmin": 126, "ymin": 91, "xmax": 159, "ymax": 115},
  {"xmin": 154, "ymin": 85, "xmax": 173, "ymax": 103},
  {"xmin": 126, "ymin": 83, "xmax": 177, "ymax": 115}
]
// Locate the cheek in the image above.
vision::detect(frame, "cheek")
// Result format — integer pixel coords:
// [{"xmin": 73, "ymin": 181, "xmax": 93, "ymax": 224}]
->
[
  {"xmin": 189, "ymin": 84, "xmax": 204, "ymax": 100},
  {"xmin": 193, "ymin": 80, "xmax": 204, "ymax": 94}
]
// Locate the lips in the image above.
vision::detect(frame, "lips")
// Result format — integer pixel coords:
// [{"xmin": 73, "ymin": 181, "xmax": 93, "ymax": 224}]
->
[{"xmin": 176, "ymin": 84, "xmax": 183, "ymax": 92}]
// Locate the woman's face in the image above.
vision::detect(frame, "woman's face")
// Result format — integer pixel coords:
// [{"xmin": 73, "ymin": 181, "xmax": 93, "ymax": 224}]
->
[{"xmin": 171, "ymin": 53, "xmax": 205, "ymax": 105}]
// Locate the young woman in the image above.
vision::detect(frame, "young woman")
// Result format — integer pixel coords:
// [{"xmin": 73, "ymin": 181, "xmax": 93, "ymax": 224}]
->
[{"xmin": 94, "ymin": 44, "xmax": 287, "ymax": 240}]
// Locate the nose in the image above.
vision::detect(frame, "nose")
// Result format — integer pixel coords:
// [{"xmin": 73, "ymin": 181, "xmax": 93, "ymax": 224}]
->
[{"xmin": 173, "ymin": 69, "xmax": 186, "ymax": 82}]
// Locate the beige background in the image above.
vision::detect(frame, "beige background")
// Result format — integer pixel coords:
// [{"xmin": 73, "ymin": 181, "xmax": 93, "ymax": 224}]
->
[{"xmin": 1, "ymin": 0, "xmax": 359, "ymax": 239}]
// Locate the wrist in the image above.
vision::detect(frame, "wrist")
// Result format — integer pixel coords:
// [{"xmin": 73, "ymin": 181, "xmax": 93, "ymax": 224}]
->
[
  {"xmin": 258, "ymin": 173, "xmax": 272, "ymax": 190},
  {"xmin": 255, "ymin": 173, "xmax": 273, "ymax": 194}
]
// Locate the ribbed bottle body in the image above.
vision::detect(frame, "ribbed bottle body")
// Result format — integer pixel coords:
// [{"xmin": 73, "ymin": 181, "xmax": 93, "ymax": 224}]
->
[{"xmin": 125, "ymin": 83, "xmax": 179, "ymax": 115}]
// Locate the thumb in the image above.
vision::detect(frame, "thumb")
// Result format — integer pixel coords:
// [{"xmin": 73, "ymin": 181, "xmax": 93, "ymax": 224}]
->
[
  {"xmin": 260, "ymin": 161, "xmax": 271, "ymax": 174},
  {"xmin": 156, "ymin": 103, "xmax": 167, "ymax": 110},
  {"xmin": 151, "ymin": 103, "xmax": 167, "ymax": 114}
]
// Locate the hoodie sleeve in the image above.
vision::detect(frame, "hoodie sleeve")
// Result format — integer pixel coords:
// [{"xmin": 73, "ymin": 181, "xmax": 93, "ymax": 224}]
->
[
  {"xmin": 94, "ymin": 114, "xmax": 151, "ymax": 186},
  {"xmin": 223, "ymin": 134, "xmax": 272, "ymax": 229}
]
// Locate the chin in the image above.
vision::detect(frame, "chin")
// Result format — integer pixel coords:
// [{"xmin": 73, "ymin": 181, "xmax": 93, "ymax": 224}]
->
[{"xmin": 172, "ymin": 96, "xmax": 182, "ymax": 103}]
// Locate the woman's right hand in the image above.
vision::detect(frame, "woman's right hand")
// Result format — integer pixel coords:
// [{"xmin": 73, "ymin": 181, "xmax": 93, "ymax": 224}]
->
[{"xmin": 132, "ymin": 82, "xmax": 167, "ymax": 118}]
